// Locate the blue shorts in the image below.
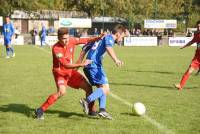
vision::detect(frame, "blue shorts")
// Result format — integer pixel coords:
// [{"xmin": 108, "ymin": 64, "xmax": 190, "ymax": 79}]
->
[
  {"xmin": 4, "ymin": 38, "xmax": 11, "ymax": 46},
  {"xmin": 83, "ymin": 67, "xmax": 108, "ymax": 86}
]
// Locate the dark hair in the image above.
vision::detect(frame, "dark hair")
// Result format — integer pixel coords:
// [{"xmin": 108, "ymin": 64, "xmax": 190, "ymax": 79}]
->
[
  {"xmin": 197, "ymin": 20, "xmax": 200, "ymax": 25},
  {"xmin": 112, "ymin": 24, "xmax": 125, "ymax": 34},
  {"xmin": 58, "ymin": 27, "xmax": 69, "ymax": 39}
]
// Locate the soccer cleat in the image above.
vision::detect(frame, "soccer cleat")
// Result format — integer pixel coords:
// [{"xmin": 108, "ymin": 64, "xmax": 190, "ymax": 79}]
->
[
  {"xmin": 11, "ymin": 53, "xmax": 15, "ymax": 58},
  {"xmin": 34, "ymin": 108, "xmax": 44, "ymax": 120},
  {"xmin": 5, "ymin": 56, "xmax": 10, "ymax": 59},
  {"xmin": 79, "ymin": 98, "xmax": 89, "ymax": 115},
  {"xmin": 88, "ymin": 111, "xmax": 98, "ymax": 117},
  {"xmin": 174, "ymin": 84, "xmax": 182, "ymax": 90},
  {"xmin": 98, "ymin": 111, "xmax": 113, "ymax": 120}
]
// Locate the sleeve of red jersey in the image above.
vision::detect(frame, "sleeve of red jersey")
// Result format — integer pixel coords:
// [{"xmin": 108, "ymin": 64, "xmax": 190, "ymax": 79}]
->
[
  {"xmin": 52, "ymin": 46, "xmax": 66, "ymax": 66},
  {"xmin": 72, "ymin": 36, "xmax": 101, "ymax": 45},
  {"xmin": 190, "ymin": 34, "xmax": 197, "ymax": 44}
]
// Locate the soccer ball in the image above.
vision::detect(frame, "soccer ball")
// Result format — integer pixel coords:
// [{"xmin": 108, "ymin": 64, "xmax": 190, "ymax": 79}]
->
[{"xmin": 132, "ymin": 102, "xmax": 146, "ymax": 116}]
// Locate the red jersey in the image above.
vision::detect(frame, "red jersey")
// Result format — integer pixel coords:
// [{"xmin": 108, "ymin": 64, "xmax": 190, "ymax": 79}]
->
[
  {"xmin": 191, "ymin": 31, "xmax": 200, "ymax": 49},
  {"xmin": 52, "ymin": 37, "xmax": 100, "ymax": 76}
]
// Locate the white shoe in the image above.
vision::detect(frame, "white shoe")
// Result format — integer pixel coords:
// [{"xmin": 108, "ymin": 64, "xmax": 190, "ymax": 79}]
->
[
  {"xmin": 11, "ymin": 53, "xmax": 15, "ymax": 58},
  {"xmin": 6, "ymin": 56, "xmax": 10, "ymax": 59}
]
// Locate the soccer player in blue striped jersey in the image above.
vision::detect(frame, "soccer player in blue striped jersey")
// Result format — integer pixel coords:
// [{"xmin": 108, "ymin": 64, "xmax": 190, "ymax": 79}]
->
[
  {"xmin": 2, "ymin": 16, "xmax": 15, "ymax": 58},
  {"xmin": 79, "ymin": 25, "xmax": 125, "ymax": 119}
]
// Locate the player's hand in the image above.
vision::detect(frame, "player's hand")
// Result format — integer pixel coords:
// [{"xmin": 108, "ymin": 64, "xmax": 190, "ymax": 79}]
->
[
  {"xmin": 115, "ymin": 59, "xmax": 124, "ymax": 67},
  {"xmin": 82, "ymin": 59, "xmax": 93, "ymax": 67}
]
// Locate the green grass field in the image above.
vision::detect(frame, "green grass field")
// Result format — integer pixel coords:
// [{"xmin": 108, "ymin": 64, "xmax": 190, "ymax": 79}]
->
[{"xmin": 0, "ymin": 45, "xmax": 200, "ymax": 134}]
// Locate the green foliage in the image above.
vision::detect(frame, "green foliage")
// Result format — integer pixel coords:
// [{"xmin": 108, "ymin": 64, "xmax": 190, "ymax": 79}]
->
[{"xmin": 0, "ymin": 0, "xmax": 199, "ymax": 30}]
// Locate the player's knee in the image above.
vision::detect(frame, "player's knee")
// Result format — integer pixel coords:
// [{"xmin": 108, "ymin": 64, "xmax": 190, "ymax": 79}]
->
[
  {"xmin": 58, "ymin": 86, "xmax": 66, "ymax": 97},
  {"xmin": 102, "ymin": 87, "xmax": 110, "ymax": 95},
  {"xmin": 188, "ymin": 67, "xmax": 194, "ymax": 74}
]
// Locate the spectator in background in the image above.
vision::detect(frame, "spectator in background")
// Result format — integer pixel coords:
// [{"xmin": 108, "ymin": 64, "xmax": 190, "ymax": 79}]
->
[
  {"xmin": 100, "ymin": 28, "xmax": 104, "ymax": 34},
  {"xmin": 15, "ymin": 27, "xmax": 20, "ymax": 39},
  {"xmin": 131, "ymin": 28, "xmax": 136, "ymax": 35},
  {"xmin": 48, "ymin": 26, "xmax": 55, "ymax": 35},
  {"xmin": 164, "ymin": 29, "xmax": 168, "ymax": 36},
  {"xmin": 93, "ymin": 28, "xmax": 99, "ymax": 36},
  {"xmin": 74, "ymin": 29, "xmax": 81, "ymax": 37},
  {"xmin": 106, "ymin": 29, "xmax": 110, "ymax": 34},
  {"xmin": 135, "ymin": 29, "xmax": 141, "ymax": 37},
  {"xmin": 143, "ymin": 29, "xmax": 148, "ymax": 36},
  {"xmin": 125, "ymin": 29, "xmax": 130, "ymax": 36},
  {"xmin": 40, "ymin": 23, "xmax": 48, "ymax": 46},
  {"xmin": 30, "ymin": 27, "xmax": 38, "ymax": 45},
  {"xmin": 157, "ymin": 31, "xmax": 163, "ymax": 46},
  {"xmin": 81, "ymin": 29, "xmax": 88, "ymax": 37},
  {"xmin": 186, "ymin": 30, "xmax": 193, "ymax": 37},
  {"xmin": 148, "ymin": 29, "xmax": 153, "ymax": 36},
  {"xmin": 2, "ymin": 16, "xmax": 15, "ymax": 58},
  {"xmin": 153, "ymin": 29, "xmax": 158, "ymax": 36},
  {"xmin": 168, "ymin": 29, "xmax": 174, "ymax": 37}
]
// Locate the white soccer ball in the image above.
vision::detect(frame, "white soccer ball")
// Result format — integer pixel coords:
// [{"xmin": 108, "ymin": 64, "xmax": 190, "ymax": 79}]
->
[{"xmin": 132, "ymin": 102, "xmax": 146, "ymax": 116}]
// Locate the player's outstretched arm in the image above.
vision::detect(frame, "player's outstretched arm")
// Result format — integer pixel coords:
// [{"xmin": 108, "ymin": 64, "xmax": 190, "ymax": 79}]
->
[
  {"xmin": 62, "ymin": 60, "xmax": 92, "ymax": 69},
  {"xmin": 180, "ymin": 41, "xmax": 193, "ymax": 49},
  {"xmin": 106, "ymin": 47, "xmax": 123, "ymax": 67},
  {"xmin": 74, "ymin": 34, "xmax": 105, "ymax": 45}
]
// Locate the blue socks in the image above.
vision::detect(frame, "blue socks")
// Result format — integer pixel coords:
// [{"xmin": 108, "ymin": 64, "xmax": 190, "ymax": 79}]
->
[
  {"xmin": 6, "ymin": 47, "xmax": 10, "ymax": 56},
  {"xmin": 87, "ymin": 88, "xmax": 107, "ymax": 110},
  {"xmin": 10, "ymin": 47, "xmax": 14, "ymax": 54},
  {"xmin": 99, "ymin": 93, "xmax": 106, "ymax": 109},
  {"xmin": 87, "ymin": 88, "xmax": 103, "ymax": 102}
]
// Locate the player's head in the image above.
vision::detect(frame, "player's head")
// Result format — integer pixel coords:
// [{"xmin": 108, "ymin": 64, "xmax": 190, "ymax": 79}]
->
[
  {"xmin": 196, "ymin": 20, "xmax": 200, "ymax": 31},
  {"xmin": 58, "ymin": 27, "xmax": 69, "ymax": 45},
  {"xmin": 5, "ymin": 16, "xmax": 10, "ymax": 23},
  {"xmin": 112, "ymin": 25, "xmax": 125, "ymax": 43}
]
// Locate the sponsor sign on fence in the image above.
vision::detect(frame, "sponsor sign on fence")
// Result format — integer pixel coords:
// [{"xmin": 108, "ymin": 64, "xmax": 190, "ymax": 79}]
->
[
  {"xmin": 59, "ymin": 18, "xmax": 92, "ymax": 28},
  {"xmin": 144, "ymin": 20, "xmax": 177, "ymax": 29},
  {"xmin": 169, "ymin": 37, "xmax": 196, "ymax": 46},
  {"xmin": 124, "ymin": 37, "xmax": 158, "ymax": 46}
]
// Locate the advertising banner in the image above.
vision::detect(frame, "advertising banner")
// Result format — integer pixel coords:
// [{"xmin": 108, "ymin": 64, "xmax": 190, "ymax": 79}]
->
[{"xmin": 124, "ymin": 37, "xmax": 158, "ymax": 46}]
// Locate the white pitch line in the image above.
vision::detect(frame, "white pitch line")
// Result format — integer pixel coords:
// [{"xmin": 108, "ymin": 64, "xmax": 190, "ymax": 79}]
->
[
  {"xmin": 34, "ymin": 46, "xmax": 175, "ymax": 134},
  {"xmin": 109, "ymin": 93, "xmax": 175, "ymax": 134},
  {"xmin": 33, "ymin": 46, "xmax": 51, "ymax": 54}
]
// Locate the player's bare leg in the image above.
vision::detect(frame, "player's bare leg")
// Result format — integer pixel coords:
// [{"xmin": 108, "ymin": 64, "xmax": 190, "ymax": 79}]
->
[
  {"xmin": 35, "ymin": 85, "xmax": 66, "ymax": 119},
  {"xmin": 79, "ymin": 80, "xmax": 96, "ymax": 116}
]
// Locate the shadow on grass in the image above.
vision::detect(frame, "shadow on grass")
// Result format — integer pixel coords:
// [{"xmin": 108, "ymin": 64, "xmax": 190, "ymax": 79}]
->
[
  {"xmin": 122, "ymin": 69, "xmax": 179, "ymax": 75},
  {"xmin": 0, "ymin": 103, "xmax": 88, "ymax": 119},
  {"xmin": 110, "ymin": 82, "xmax": 198, "ymax": 90},
  {"xmin": 120, "ymin": 113, "xmax": 139, "ymax": 117}
]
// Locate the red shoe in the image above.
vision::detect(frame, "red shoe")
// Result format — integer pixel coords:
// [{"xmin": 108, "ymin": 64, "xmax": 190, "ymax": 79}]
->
[{"xmin": 174, "ymin": 84, "xmax": 182, "ymax": 90}]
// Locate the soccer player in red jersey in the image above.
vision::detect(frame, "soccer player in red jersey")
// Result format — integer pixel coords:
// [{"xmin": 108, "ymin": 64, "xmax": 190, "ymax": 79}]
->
[
  {"xmin": 35, "ymin": 28, "xmax": 103, "ymax": 119},
  {"xmin": 175, "ymin": 20, "xmax": 200, "ymax": 90}
]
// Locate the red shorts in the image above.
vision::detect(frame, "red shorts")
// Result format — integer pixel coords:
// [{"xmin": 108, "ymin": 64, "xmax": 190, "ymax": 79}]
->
[
  {"xmin": 190, "ymin": 50, "xmax": 200, "ymax": 69},
  {"xmin": 53, "ymin": 70, "xmax": 85, "ymax": 89}
]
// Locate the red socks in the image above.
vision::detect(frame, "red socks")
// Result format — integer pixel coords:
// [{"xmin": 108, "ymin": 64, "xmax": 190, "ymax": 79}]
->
[
  {"xmin": 180, "ymin": 70, "xmax": 190, "ymax": 88},
  {"xmin": 41, "ymin": 94, "xmax": 58, "ymax": 112}
]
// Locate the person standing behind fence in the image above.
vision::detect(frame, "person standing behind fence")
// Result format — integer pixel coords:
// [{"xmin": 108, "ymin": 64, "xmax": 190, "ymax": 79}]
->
[
  {"xmin": 2, "ymin": 16, "xmax": 15, "ymax": 58},
  {"xmin": 40, "ymin": 24, "xmax": 48, "ymax": 47}
]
